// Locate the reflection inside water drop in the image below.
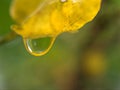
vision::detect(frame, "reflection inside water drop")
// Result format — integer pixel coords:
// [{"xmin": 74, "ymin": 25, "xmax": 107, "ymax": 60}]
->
[{"xmin": 23, "ymin": 37, "xmax": 56, "ymax": 56}]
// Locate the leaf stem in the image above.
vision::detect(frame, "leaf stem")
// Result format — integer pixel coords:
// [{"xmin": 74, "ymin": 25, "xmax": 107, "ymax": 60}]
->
[{"xmin": 0, "ymin": 31, "xmax": 17, "ymax": 45}]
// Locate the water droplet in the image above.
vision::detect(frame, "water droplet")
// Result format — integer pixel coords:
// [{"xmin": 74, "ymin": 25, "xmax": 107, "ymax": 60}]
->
[{"xmin": 23, "ymin": 37, "xmax": 56, "ymax": 56}]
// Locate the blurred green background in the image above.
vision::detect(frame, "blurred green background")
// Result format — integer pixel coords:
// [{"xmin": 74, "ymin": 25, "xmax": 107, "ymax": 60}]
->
[{"xmin": 0, "ymin": 0, "xmax": 120, "ymax": 90}]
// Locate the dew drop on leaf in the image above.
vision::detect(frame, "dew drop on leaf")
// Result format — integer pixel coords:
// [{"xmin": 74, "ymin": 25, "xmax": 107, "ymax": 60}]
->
[{"xmin": 23, "ymin": 37, "xmax": 56, "ymax": 56}]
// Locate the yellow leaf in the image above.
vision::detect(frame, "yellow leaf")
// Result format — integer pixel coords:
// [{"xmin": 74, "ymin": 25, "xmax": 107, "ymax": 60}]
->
[
  {"xmin": 10, "ymin": 0, "xmax": 102, "ymax": 56},
  {"xmin": 11, "ymin": 0, "xmax": 101, "ymax": 39}
]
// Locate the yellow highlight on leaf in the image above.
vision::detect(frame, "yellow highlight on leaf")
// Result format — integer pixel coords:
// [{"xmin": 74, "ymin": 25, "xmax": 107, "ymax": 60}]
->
[{"xmin": 10, "ymin": 0, "xmax": 102, "ymax": 56}]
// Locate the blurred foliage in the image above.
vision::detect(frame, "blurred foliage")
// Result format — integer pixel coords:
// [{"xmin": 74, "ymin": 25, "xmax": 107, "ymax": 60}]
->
[{"xmin": 0, "ymin": 0, "xmax": 120, "ymax": 90}]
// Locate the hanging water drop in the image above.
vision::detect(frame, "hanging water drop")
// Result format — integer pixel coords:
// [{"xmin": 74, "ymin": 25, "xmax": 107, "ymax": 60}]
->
[{"xmin": 23, "ymin": 37, "xmax": 56, "ymax": 56}]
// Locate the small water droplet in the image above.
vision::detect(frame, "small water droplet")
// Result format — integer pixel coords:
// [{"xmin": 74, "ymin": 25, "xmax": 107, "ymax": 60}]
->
[{"xmin": 23, "ymin": 37, "xmax": 56, "ymax": 56}]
